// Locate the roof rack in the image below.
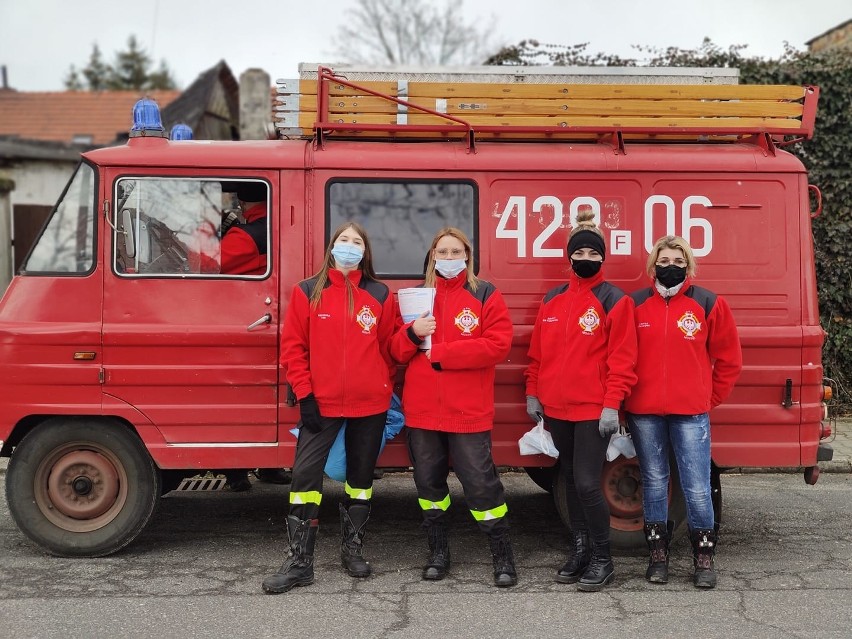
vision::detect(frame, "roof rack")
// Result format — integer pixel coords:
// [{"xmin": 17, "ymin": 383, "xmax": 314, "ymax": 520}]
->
[{"xmin": 274, "ymin": 64, "xmax": 818, "ymax": 151}]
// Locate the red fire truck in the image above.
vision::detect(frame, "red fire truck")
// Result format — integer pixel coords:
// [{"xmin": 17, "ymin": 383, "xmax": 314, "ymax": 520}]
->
[{"xmin": 0, "ymin": 66, "xmax": 833, "ymax": 557}]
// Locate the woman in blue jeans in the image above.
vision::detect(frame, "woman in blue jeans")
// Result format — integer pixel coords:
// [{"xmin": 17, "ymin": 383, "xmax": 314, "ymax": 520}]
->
[{"xmin": 625, "ymin": 236, "xmax": 742, "ymax": 588}]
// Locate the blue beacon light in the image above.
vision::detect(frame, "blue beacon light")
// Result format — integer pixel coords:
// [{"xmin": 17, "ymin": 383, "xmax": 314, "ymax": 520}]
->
[
  {"xmin": 130, "ymin": 98, "xmax": 166, "ymax": 137},
  {"xmin": 170, "ymin": 124, "xmax": 194, "ymax": 140}
]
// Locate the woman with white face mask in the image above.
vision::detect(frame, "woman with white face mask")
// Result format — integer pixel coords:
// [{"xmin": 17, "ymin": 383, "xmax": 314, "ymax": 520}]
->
[
  {"xmin": 263, "ymin": 222, "xmax": 397, "ymax": 594},
  {"xmin": 391, "ymin": 227, "xmax": 516, "ymax": 587}
]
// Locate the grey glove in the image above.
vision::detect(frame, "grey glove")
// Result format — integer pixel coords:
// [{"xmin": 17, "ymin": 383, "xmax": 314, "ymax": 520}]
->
[
  {"xmin": 598, "ymin": 407, "xmax": 620, "ymax": 438},
  {"xmin": 526, "ymin": 395, "xmax": 544, "ymax": 423}
]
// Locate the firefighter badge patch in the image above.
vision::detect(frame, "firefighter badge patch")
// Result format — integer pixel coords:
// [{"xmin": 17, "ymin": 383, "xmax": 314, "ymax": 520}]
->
[
  {"xmin": 356, "ymin": 305, "xmax": 377, "ymax": 334},
  {"xmin": 578, "ymin": 307, "xmax": 601, "ymax": 334},
  {"xmin": 677, "ymin": 310, "xmax": 702, "ymax": 339},
  {"xmin": 454, "ymin": 307, "xmax": 480, "ymax": 335}
]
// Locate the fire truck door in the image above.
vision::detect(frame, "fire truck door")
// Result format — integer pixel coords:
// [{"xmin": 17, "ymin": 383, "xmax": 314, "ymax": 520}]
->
[{"xmin": 101, "ymin": 173, "xmax": 279, "ymax": 445}]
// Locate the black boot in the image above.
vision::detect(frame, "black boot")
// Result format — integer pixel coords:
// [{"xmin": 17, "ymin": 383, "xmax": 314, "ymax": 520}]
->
[
  {"xmin": 690, "ymin": 525, "xmax": 718, "ymax": 589},
  {"xmin": 261, "ymin": 516, "xmax": 317, "ymax": 594},
  {"xmin": 422, "ymin": 521, "xmax": 451, "ymax": 580},
  {"xmin": 555, "ymin": 529, "xmax": 591, "ymax": 584},
  {"xmin": 577, "ymin": 541, "xmax": 615, "ymax": 592},
  {"xmin": 488, "ymin": 529, "xmax": 518, "ymax": 587},
  {"xmin": 340, "ymin": 503, "xmax": 372, "ymax": 578},
  {"xmin": 644, "ymin": 521, "xmax": 673, "ymax": 584}
]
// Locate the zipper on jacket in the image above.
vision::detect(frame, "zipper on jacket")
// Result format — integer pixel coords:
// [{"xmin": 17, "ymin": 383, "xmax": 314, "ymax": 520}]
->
[{"xmin": 662, "ymin": 297, "xmax": 670, "ymax": 413}]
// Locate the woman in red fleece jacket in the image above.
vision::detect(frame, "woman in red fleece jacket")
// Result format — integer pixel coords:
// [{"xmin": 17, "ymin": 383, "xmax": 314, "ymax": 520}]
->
[
  {"xmin": 625, "ymin": 235, "xmax": 741, "ymax": 590},
  {"xmin": 391, "ymin": 227, "xmax": 516, "ymax": 587},
  {"xmin": 525, "ymin": 209, "xmax": 638, "ymax": 592},
  {"xmin": 262, "ymin": 222, "xmax": 396, "ymax": 595}
]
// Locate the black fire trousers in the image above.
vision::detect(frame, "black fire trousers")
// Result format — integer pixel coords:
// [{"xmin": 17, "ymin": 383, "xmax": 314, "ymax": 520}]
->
[
  {"xmin": 547, "ymin": 417, "xmax": 610, "ymax": 547},
  {"xmin": 407, "ymin": 428, "xmax": 509, "ymax": 535},
  {"xmin": 287, "ymin": 412, "xmax": 386, "ymax": 521}
]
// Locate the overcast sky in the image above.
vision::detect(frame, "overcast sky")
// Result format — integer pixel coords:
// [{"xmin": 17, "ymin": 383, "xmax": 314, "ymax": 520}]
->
[{"xmin": 1, "ymin": 0, "xmax": 848, "ymax": 91}]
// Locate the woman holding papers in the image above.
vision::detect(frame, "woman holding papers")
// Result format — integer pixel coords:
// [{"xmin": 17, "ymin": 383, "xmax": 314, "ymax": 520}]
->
[
  {"xmin": 391, "ymin": 227, "xmax": 516, "ymax": 587},
  {"xmin": 262, "ymin": 222, "xmax": 397, "ymax": 594},
  {"xmin": 524, "ymin": 210, "xmax": 638, "ymax": 592}
]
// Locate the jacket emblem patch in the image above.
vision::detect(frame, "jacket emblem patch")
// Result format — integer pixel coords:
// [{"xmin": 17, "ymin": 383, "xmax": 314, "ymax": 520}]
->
[
  {"xmin": 677, "ymin": 311, "xmax": 702, "ymax": 339},
  {"xmin": 578, "ymin": 307, "xmax": 601, "ymax": 334},
  {"xmin": 454, "ymin": 307, "xmax": 480, "ymax": 335},
  {"xmin": 356, "ymin": 305, "xmax": 377, "ymax": 334}
]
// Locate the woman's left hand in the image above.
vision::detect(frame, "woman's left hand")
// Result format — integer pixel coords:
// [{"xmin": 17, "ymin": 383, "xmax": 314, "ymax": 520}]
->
[{"xmin": 424, "ymin": 349, "xmax": 431, "ymax": 360}]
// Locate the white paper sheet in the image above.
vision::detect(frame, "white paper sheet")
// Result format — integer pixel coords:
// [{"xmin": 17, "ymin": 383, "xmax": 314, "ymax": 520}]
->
[{"xmin": 398, "ymin": 287, "xmax": 436, "ymax": 350}]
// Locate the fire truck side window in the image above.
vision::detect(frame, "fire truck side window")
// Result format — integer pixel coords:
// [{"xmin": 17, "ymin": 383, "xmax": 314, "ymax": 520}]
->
[
  {"xmin": 327, "ymin": 180, "xmax": 476, "ymax": 277},
  {"xmin": 22, "ymin": 163, "xmax": 96, "ymax": 274},
  {"xmin": 112, "ymin": 178, "xmax": 269, "ymax": 278}
]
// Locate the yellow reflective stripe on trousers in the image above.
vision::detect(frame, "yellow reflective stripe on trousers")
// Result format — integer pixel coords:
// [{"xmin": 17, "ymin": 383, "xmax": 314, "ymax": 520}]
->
[
  {"xmin": 470, "ymin": 503, "xmax": 508, "ymax": 521},
  {"xmin": 418, "ymin": 494, "xmax": 451, "ymax": 511},
  {"xmin": 289, "ymin": 490, "xmax": 322, "ymax": 505},
  {"xmin": 344, "ymin": 482, "xmax": 373, "ymax": 501}
]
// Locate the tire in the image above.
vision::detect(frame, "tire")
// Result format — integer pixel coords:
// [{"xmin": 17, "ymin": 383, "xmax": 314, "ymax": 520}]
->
[
  {"xmin": 523, "ymin": 466, "xmax": 556, "ymax": 493},
  {"xmin": 553, "ymin": 455, "xmax": 687, "ymax": 553},
  {"xmin": 5, "ymin": 417, "xmax": 161, "ymax": 557}
]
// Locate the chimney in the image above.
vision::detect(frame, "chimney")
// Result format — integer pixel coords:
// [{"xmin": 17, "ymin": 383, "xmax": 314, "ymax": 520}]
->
[
  {"xmin": 239, "ymin": 68, "xmax": 272, "ymax": 140},
  {"xmin": 1, "ymin": 66, "xmax": 8, "ymax": 90}
]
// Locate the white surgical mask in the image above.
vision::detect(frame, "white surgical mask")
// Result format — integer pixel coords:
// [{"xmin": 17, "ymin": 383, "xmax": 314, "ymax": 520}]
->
[{"xmin": 435, "ymin": 258, "xmax": 466, "ymax": 278}]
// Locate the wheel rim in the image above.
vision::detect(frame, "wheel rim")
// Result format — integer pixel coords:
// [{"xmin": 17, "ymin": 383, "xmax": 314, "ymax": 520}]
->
[
  {"xmin": 34, "ymin": 443, "xmax": 128, "ymax": 532},
  {"xmin": 602, "ymin": 457, "xmax": 644, "ymax": 531}
]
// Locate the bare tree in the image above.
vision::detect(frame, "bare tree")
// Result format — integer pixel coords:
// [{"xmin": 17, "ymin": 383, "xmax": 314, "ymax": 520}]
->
[{"xmin": 333, "ymin": 0, "xmax": 499, "ymax": 66}]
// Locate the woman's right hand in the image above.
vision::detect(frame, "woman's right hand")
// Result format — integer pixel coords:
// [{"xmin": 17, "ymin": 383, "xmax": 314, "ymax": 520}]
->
[{"xmin": 412, "ymin": 311, "xmax": 436, "ymax": 337}]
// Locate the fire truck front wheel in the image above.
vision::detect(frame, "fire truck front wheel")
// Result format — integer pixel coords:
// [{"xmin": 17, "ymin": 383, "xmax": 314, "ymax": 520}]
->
[{"xmin": 5, "ymin": 417, "xmax": 161, "ymax": 557}]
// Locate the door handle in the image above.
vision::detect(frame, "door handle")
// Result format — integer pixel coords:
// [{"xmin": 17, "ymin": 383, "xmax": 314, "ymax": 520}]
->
[{"xmin": 247, "ymin": 313, "xmax": 272, "ymax": 331}]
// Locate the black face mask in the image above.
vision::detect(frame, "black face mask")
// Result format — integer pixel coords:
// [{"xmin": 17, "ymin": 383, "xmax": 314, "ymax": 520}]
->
[
  {"xmin": 570, "ymin": 258, "xmax": 603, "ymax": 279},
  {"xmin": 655, "ymin": 264, "xmax": 687, "ymax": 288}
]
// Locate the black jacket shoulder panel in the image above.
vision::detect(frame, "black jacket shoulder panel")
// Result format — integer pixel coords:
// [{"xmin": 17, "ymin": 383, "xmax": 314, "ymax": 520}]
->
[
  {"xmin": 630, "ymin": 288, "xmax": 655, "ymax": 308},
  {"xmin": 685, "ymin": 285, "xmax": 717, "ymax": 317},
  {"xmin": 591, "ymin": 281, "xmax": 627, "ymax": 314},
  {"xmin": 358, "ymin": 277, "xmax": 390, "ymax": 305},
  {"xmin": 465, "ymin": 280, "xmax": 496, "ymax": 305},
  {"xmin": 297, "ymin": 276, "xmax": 321, "ymax": 298},
  {"xmin": 543, "ymin": 283, "xmax": 570, "ymax": 304},
  {"xmin": 239, "ymin": 218, "xmax": 267, "ymax": 255}
]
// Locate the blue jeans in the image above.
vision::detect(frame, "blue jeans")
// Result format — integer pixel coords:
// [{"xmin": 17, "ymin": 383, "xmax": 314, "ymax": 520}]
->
[{"xmin": 626, "ymin": 413, "xmax": 714, "ymax": 530}]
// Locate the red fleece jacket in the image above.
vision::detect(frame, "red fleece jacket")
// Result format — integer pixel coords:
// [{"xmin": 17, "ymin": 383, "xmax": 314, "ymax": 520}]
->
[
  {"xmin": 525, "ymin": 270, "xmax": 638, "ymax": 421},
  {"xmin": 220, "ymin": 204, "xmax": 267, "ymax": 275},
  {"xmin": 624, "ymin": 280, "xmax": 742, "ymax": 415},
  {"xmin": 391, "ymin": 274, "xmax": 513, "ymax": 433},
  {"xmin": 280, "ymin": 268, "xmax": 396, "ymax": 418}
]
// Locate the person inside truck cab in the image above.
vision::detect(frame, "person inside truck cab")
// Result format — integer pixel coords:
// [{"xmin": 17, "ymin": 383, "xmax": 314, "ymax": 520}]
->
[
  {"xmin": 625, "ymin": 235, "xmax": 742, "ymax": 590},
  {"xmin": 525, "ymin": 209, "xmax": 638, "ymax": 592},
  {"xmin": 219, "ymin": 182, "xmax": 268, "ymax": 276},
  {"xmin": 391, "ymin": 227, "xmax": 517, "ymax": 588},
  {"xmin": 262, "ymin": 222, "xmax": 397, "ymax": 594}
]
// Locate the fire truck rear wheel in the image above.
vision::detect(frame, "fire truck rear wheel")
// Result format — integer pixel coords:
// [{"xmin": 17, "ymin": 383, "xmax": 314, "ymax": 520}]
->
[
  {"xmin": 5, "ymin": 417, "xmax": 161, "ymax": 557},
  {"xmin": 552, "ymin": 457, "xmax": 687, "ymax": 552}
]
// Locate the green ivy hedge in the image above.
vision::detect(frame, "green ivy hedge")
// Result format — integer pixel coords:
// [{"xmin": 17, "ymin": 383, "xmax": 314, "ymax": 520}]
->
[{"xmin": 486, "ymin": 41, "xmax": 852, "ymax": 409}]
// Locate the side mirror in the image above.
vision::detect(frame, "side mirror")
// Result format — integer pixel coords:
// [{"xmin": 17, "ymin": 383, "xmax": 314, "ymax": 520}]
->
[{"xmin": 121, "ymin": 208, "xmax": 136, "ymax": 258}]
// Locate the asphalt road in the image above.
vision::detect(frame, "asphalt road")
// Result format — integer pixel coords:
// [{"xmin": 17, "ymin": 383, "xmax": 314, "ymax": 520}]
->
[{"xmin": 2, "ymin": 470, "xmax": 852, "ymax": 638}]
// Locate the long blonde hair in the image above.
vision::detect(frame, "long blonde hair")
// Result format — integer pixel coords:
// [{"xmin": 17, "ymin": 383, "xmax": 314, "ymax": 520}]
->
[
  {"xmin": 423, "ymin": 227, "xmax": 478, "ymax": 292},
  {"xmin": 310, "ymin": 222, "xmax": 378, "ymax": 315},
  {"xmin": 645, "ymin": 235, "xmax": 697, "ymax": 279}
]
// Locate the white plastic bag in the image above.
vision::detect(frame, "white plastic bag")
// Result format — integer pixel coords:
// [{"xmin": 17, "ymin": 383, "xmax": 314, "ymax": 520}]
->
[
  {"xmin": 519, "ymin": 418, "xmax": 559, "ymax": 458},
  {"xmin": 606, "ymin": 425, "xmax": 636, "ymax": 461}
]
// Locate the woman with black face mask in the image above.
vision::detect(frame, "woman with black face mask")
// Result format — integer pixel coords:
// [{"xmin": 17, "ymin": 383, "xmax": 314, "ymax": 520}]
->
[
  {"xmin": 625, "ymin": 235, "xmax": 742, "ymax": 590},
  {"xmin": 524, "ymin": 209, "xmax": 638, "ymax": 592}
]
